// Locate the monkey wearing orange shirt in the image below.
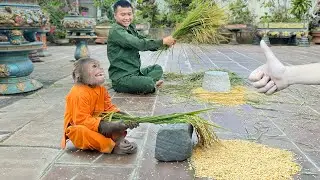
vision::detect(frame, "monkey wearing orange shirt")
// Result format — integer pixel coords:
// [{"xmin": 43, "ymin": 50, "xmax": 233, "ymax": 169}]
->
[{"xmin": 61, "ymin": 58, "xmax": 138, "ymax": 154}]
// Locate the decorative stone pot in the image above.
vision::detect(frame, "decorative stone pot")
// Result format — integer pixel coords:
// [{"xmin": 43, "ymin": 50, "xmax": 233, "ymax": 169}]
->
[
  {"xmin": 94, "ymin": 25, "xmax": 112, "ymax": 44},
  {"xmin": 0, "ymin": 1, "xmax": 49, "ymax": 94},
  {"xmin": 54, "ymin": 38, "xmax": 70, "ymax": 45},
  {"xmin": 63, "ymin": 15, "xmax": 96, "ymax": 60},
  {"xmin": 311, "ymin": 31, "xmax": 320, "ymax": 44}
]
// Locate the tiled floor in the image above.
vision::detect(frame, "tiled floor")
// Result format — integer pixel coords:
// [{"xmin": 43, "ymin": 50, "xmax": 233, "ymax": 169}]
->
[{"xmin": 1, "ymin": 43, "xmax": 320, "ymax": 179}]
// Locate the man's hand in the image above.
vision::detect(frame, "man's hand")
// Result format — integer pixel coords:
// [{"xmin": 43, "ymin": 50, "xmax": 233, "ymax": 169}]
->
[
  {"xmin": 113, "ymin": 138, "xmax": 137, "ymax": 154},
  {"xmin": 163, "ymin": 36, "xmax": 176, "ymax": 47},
  {"xmin": 248, "ymin": 40, "xmax": 289, "ymax": 95},
  {"xmin": 98, "ymin": 121, "xmax": 127, "ymax": 136}
]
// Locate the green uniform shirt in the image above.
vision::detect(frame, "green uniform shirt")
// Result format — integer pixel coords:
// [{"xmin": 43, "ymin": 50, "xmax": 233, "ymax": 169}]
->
[{"xmin": 107, "ymin": 23, "xmax": 163, "ymax": 82}]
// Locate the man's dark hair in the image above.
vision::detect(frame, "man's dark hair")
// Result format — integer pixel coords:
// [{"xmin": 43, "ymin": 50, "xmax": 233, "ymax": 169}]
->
[{"xmin": 113, "ymin": 0, "xmax": 132, "ymax": 12}]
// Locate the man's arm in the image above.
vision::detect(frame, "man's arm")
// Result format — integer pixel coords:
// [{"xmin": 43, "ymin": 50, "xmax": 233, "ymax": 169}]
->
[{"xmin": 111, "ymin": 28, "xmax": 163, "ymax": 51}]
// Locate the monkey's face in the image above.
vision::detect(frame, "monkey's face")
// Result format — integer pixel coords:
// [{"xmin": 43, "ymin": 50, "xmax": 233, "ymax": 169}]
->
[{"xmin": 82, "ymin": 61, "xmax": 105, "ymax": 86}]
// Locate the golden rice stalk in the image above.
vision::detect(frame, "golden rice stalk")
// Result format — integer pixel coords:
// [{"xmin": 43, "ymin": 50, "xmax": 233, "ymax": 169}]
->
[
  {"xmin": 98, "ymin": 108, "xmax": 221, "ymax": 148},
  {"xmin": 172, "ymin": 0, "xmax": 228, "ymax": 44}
]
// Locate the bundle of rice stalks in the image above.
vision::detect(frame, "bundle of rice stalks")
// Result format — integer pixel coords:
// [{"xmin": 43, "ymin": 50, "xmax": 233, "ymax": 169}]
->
[
  {"xmin": 171, "ymin": 0, "xmax": 228, "ymax": 44},
  {"xmin": 98, "ymin": 108, "xmax": 221, "ymax": 148}
]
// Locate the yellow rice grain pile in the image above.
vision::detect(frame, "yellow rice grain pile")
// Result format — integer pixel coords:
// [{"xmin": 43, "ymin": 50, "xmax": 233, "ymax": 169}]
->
[
  {"xmin": 191, "ymin": 140, "xmax": 301, "ymax": 180},
  {"xmin": 192, "ymin": 86, "xmax": 265, "ymax": 106}
]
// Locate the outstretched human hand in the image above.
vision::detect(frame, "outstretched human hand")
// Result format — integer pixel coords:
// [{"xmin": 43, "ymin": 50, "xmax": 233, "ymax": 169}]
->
[{"xmin": 248, "ymin": 40, "xmax": 289, "ymax": 95}]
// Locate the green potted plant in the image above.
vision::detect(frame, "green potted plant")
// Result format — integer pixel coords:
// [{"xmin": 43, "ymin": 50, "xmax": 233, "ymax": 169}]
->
[
  {"xmin": 39, "ymin": 0, "xmax": 69, "ymax": 45},
  {"xmin": 226, "ymin": 0, "xmax": 256, "ymax": 44},
  {"xmin": 93, "ymin": 0, "xmax": 114, "ymax": 44},
  {"xmin": 228, "ymin": 0, "xmax": 255, "ymax": 25},
  {"xmin": 53, "ymin": 30, "xmax": 69, "ymax": 45},
  {"xmin": 308, "ymin": 0, "xmax": 320, "ymax": 44}
]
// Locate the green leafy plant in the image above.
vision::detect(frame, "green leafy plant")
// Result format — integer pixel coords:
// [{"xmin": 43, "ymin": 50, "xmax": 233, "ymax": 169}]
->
[
  {"xmin": 260, "ymin": 0, "xmax": 295, "ymax": 23},
  {"xmin": 164, "ymin": 0, "xmax": 193, "ymax": 27},
  {"xmin": 39, "ymin": 0, "xmax": 68, "ymax": 40},
  {"xmin": 228, "ymin": 0, "xmax": 255, "ymax": 24},
  {"xmin": 290, "ymin": 0, "xmax": 312, "ymax": 21},
  {"xmin": 134, "ymin": 0, "xmax": 161, "ymax": 27},
  {"xmin": 93, "ymin": 0, "xmax": 116, "ymax": 24}
]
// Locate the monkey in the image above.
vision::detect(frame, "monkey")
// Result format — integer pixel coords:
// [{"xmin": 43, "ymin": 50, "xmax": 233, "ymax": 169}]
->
[{"xmin": 61, "ymin": 57, "xmax": 139, "ymax": 154}]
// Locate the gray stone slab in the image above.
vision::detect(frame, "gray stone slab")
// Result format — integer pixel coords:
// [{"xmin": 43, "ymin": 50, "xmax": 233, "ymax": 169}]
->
[
  {"xmin": 153, "ymin": 95, "xmax": 206, "ymax": 115},
  {"xmin": 3, "ymin": 119, "xmax": 62, "ymax": 148},
  {"xmin": 41, "ymin": 165, "xmax": 134, "ymax": 180},
  {"xmin": 0, "ymin": 132, "xmax": 10, "ymax": 142},
  {"xmin": 0, "ymin": 147, "xmax": 60, "ymax": 180},
  {"xmin": 111, "ymin": 97, "xmax": 156, "ymax": 112},
  {"xmin": 0, "ymin": 114, "xmax": 33, "ymax": 132},
  {"xmin": 155, "ymin": 123, "xmax": 193, "ymax": 162}
]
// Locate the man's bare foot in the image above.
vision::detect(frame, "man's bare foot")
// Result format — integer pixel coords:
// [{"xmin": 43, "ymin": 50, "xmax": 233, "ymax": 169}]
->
[{"xmin": 156, "ymin": 80, "xmax": 164, "ymax": 88}]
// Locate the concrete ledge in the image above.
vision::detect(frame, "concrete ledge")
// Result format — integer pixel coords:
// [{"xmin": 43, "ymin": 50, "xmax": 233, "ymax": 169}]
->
[{"xmin": 155, "ymin": 123, "xmax": 193, "ymax": 162}]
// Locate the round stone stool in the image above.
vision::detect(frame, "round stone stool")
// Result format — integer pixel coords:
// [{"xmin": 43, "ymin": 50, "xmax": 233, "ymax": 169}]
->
[{"xmin": 202, "ymin": 71, "xmax": 231, "ymax": 92}]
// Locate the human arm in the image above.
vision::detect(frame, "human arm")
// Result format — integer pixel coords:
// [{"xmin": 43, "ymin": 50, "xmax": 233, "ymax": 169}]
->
[
  {"xmin": 249, "ymin": 40, "xmax": 320, "ymax": 95},
  {"xmin": 111, "ymin": 28, "xmax": 163, "ymax": 51},
  {"xmin": 111, "ymin": 27, "xmax": 176, "ymax": 51}
]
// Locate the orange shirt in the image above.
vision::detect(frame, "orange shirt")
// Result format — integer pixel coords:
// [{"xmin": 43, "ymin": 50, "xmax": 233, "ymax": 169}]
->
[{"xmin": 61, "ymin": 84, "xmax": 119, "ymax": 148}]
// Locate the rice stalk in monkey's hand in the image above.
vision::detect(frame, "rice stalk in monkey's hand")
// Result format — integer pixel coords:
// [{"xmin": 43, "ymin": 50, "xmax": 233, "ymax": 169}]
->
[{"xmin": 98, "ymin": 108, "xmax": 221, "ymax": 148}]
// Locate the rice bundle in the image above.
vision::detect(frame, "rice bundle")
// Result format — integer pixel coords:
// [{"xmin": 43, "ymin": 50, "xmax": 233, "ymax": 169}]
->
[
  {"xmin": 98, "ymin": 108, "xmax": 221, "ymax": 147},
  {"xmin": 171, "ymin": 0, "xmax": 228, "ymax": 44}
]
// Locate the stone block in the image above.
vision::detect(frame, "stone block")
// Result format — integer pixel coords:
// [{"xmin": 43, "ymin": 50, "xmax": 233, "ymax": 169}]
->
[
  {"xmin": 155, "ymin": 123, "xmax": 193, "ymax": 162},
  {"xmin": 202, "ymin": 71, "xmax": 231, "ymax": 92}
]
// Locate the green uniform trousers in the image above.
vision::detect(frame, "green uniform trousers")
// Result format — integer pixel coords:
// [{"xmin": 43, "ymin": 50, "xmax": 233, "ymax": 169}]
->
[{"xmin": 112, "ymin": 64, "xmax": 163, "ymax": 94}]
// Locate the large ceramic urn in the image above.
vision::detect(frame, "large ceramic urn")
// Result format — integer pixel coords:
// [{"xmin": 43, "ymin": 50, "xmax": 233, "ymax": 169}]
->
[
  {"xmin": 62, "ymin": 15, "xmax": 96, "ymax": 60},
  {"xmin": 0, "ymin": 0, "xmax": 49, "ymax": 94}
]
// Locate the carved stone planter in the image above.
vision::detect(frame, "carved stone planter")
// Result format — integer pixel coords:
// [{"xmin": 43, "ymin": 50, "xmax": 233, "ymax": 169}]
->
[
  {"xmin": 63, "ymin": 16, "xmax": 96, "ymax": 60},
  {"xmin": 94, "ymin": 25, "xmax": 112, "ymax": 44},
  {"xmin": 0, "ymin": 1, "xmax": 49, "ymax": 94},
  {"xmin": 311, "ymin": 31, "xmax": 320, "ymax": 44}
]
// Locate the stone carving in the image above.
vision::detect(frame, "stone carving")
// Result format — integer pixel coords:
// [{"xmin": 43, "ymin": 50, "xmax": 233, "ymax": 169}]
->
[
  {"xmin": 62, "ymin": 16, "xmax": 96, "ymax": 61},
  {"xmin": 62, "ymin": 16, "xmax": 96, "ymax": 30},
  {"xmin": 0, "ymin": 5, "xmax": 49, "ymax": 27},
  {"xmin": 8, "ymin": 30, "xmax": 23, "ymax": 45},
  {"xmin": 0, "ymin": 64, "xmax": 9, "ymax": 77},
  {"xmin": 0, "ymin": 1, "xmax": 44, "ymax": 94}
]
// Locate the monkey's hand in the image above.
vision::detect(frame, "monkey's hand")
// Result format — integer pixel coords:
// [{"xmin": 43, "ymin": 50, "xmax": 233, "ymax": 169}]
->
[
  {"xmin": 125, "ymin": 121, "xmax": 139, "ymax": 129},
  {"xmin": 98, "ymin": 121, "xmax": 127, "ymax": 136},
  {"xmin": 112, "ymin": 138, "xmax": 137, "ymax": 154},
  {"xmin": 117, "ymin": 111, "xmax": 139, "ymax": 129}
]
